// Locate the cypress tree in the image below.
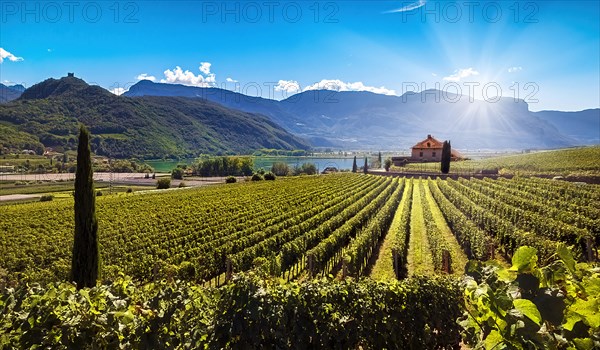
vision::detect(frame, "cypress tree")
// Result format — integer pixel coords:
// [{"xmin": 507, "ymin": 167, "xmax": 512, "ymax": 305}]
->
[
  {"xmin": 363, "ymin": 157, "xmax": 368, "ymax": 174},
  {"xmin": 71, "ymin": 125, "xmax": 99, "ymax": 289},
  {"xmin": 441, "ymin": 140, "xmax": 451, "ymax": 174},
  {"xmin": 352, "ymin": 156, "xmax": 357, "ymax": 173},
  {"xmin": 378, "ymin": 152, "xmax": 382, "ymax": 168}
]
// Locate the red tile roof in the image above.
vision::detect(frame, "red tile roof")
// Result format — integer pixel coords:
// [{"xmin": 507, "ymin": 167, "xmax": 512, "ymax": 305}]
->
[{"xmin": 411, "ymin": 135, "xmax": 444, "ymax": 149}]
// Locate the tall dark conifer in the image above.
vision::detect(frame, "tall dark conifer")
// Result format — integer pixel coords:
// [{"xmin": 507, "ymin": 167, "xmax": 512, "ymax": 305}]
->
[
  {"xmin": 378, "ymin": 152, "xmax": 382, "ymax": 168},
  {"xmin": 441, "ymin": 140, "xmax": 451, "ymax": 174},
  {"xmin": 352, "ymin": 156, "xmax": 357, "ymax": 173},
  {"xmin": 71, "ymin": 125, "xmax": 99, "ymax": 289},
  {"xmin": 363, "ymin": 157, "xmax": 368, "ymax": 174}
]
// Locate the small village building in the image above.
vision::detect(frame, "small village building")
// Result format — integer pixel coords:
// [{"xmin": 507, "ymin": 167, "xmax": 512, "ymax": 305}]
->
[
  {"xmin": 392, "ymin": 134, "xmax": 463, "ymax": 166},
  {"xmin": 411, "ymin": 134, "xmax": 444, "ymax": 161}
]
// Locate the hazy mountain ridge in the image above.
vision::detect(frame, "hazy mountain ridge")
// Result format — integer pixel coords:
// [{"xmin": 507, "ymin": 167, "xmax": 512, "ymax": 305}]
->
[
  {"xmin": 533, "ymin": 109, "xmax": 600, "ymax": 145},
  {"xmin": 126, "ymin": 81, "xmax": 599, "ymax": 150},
  {"xmin": 0, "ymin": 83, "xmax": 25, "ymax": 103},
  {"xmin": 0, "ymin": 77, "xmax": 310, "ymax": 158}
]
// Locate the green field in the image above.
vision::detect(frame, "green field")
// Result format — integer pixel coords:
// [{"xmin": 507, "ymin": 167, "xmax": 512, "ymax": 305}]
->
[
  {"xmin": 401, "ymin": 146, "xmax": 600, "ymax": 176},
  {"xmin": 1, "ymin": 173, "xmax": 599, "ymax": 348},
  {"xmin": 0, "ymin": 181, "xmax": 106, "ymax": 197},
  {"xmin": 2, "ymin": 173, "xmax": 598, "ymax": 284}
]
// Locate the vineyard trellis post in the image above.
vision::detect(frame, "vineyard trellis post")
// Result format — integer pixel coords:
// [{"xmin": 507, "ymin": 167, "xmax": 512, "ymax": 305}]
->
[
  {"xmin": 225, "ymin": 258, "xmax": 233, "ymax": 282},
  {"xmin": 585, "ymin": 237, "xmax": 596, "ymax": 262},
  {"xmin": 307, "ymin": 254, "xmax": 314, "ymax": 278},
  {"xmin": 392, "ymin": 248, "xmax": 399, "ymax": 279},
  {"xmin": 488, "ymin": 241, "xmax": 496, "ymax": 260},
  {"xmin": 442, "ymin": 250, "xmax": 451, "ymax": 274}
]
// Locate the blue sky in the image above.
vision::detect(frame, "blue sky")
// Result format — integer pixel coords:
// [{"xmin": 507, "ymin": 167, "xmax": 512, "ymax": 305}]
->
[{"xmin": 1, "ymin": 0, "xmax": 599, "ymax": 111}]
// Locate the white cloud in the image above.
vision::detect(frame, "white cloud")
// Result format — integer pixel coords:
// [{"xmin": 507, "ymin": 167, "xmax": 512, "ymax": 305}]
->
[
  {"xmin": 156, "ymin": 62, "xmax": 396, "ymax": 97},
  {"xmin": 0, "ymin": 48, "xmax": 24, "ymax": 63},
  {"xmin": 137, "ymin": 73, "xmax": 156, "ymax": 81},
  {"xmin": 443, "ymin": 67, "xmax": 480, "ymax": 82},
  {"xmin": 199, "ymin": 62, "xmax": 211, "ymax": 75},
  {"xmin": 275, "ymin": 80, "xmax": 301, "ymax": 93},
  {"xmin": 431, "ymin": 73, "xmax": 437, "ymax": 77},
  {"xmin": 303, "ymin": 79, "xmax": 397, "ymax": 95},
  {"xmin": 508, "ymin": 66, "xmax": 523, "ymax": 73},
  {"xmin": 160, "ymin": 65, "xmax": 215, "ymax": 87},
  {"xmin": 385, "ymin": 0, "xmax": 426, "ymax": 13},
  {"xmin": 205, "ymin": 73, "xmax": 216, "ymax": 84},
  {"xmin": 159, "ymin": 62, "xmax": 217, "ymax": 87},
  {"xmin": 109, "ymin": 87, "xmax": 127, "ymax": 96}
]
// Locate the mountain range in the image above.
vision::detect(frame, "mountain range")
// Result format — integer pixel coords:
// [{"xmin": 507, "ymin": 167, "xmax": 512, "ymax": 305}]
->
[
  {"xmin": 125, "ymin": 80, "xmax": 600, "ymax": 150},
  {"xmin": 0, "ymin": 76, "xmax": 309, "ymax": 158},
  {"xmin": 1, "ymin": 77, "xmax": 598, "ymax": 157},
  {"xmin": 0, "ymin": 83, "xmax": 26, "ymax": 103}
]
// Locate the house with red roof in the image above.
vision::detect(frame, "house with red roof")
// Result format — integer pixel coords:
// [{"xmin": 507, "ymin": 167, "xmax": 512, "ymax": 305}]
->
[
  {"xmin": 392, "ymin": 135, "xmax": 462, "ymax": 166},
  {"xmin": 411, "ymin": 134, "xmax": 444, "ymax": 161}
]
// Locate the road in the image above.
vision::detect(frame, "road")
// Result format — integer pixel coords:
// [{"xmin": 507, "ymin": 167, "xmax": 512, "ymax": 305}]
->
[
  {"xmin": 0, "ymin": 194, "xmax": 41, "ymax": 202},
  {"xmin": 0, "ymin": 172, "xmax": 160, "ymax": 182}
]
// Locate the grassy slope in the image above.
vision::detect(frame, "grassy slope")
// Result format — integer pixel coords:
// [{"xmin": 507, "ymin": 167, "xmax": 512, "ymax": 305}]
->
[
  {"xmin": 422, "ymin": 181, "xmax": 469, "ymax": 274},
  {"xmin": 0, "ymin": 78, "xmax": 310, "ymax": 158},
  {"xmin": 403, "ymin": 146, "xmax": 600, "ymax": 176},
  {"xmin": 369, "ymin": 181, "xmax": 411, "ymax": 281},
  {"xmin": 0, "ymin": 181, "xmax": 153, "ymax": 197},
  {"xmin": 0, "ymin": 124, "xmax": 45, "ymax": 154},
  {"xmin": 407, "ymin": 179, "xmax": 435, "ymax": 276}
]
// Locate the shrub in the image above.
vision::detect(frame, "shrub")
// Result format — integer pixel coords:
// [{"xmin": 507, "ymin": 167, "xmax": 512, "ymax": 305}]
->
[
  {"xmin": 126, "ymin": 188, "xmax": 133, "ymax": 193},
  {"xmin": 293, "ymin": 163, "xmax": 317, "ymax": 176},
  {"xmin": 178, "ymin": 181, "xmax": 187, "ymax": 188},
  {"xmin": 171, "ymin": 168, "xmax": 184, "ymax": 180},
  {"xmin": 263, "ymin": 172, "xmax": 276, "ymax": 181},
  {"xmin": 96, "ymin": 191, "xmax": 103, "ymax": 196},
  {"xmin": 39, "ymin": 195, "xmax": 54, "ymax": 202},
  {"xmin": 225, "ymin": 176, "xmax": 237, "ymax": 183},
  {"xmin": 251, "ymin": 173, "xmax": 263, "ymax": 181},
  {"xmin": 271, "ymin": 162, "xmax": 290, "ymax": 176},
  {"xmin": 156, "ymin": 178, "xmax": 171, "ymax": 189},
  {"xmin": 384, "ymin": 158, "xmax": 392, "ymax": 172}
]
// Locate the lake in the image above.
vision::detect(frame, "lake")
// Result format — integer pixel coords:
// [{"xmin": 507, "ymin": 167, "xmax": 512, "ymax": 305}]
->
[{"xmin": 145, "ymin": 157, "xmax": 357, "ymax": 173}]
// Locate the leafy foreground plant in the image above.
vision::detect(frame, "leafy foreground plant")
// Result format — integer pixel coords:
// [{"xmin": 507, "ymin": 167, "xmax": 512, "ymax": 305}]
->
[
  {"xmin": 0, "ymin": 273, "xmax": 462, "ymax": 349},
  {"xmin": 460, "ymin": 244, "xmax": 600, "ymax": 349}
]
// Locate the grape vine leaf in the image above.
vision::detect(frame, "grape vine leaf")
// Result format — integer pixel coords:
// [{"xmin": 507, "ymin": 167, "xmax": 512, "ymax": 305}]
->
[
  {"xmin": 572, "ymin": 337, "xmax": 595, "ymax": 350},
  {"xmin": 567, "ymin": 298, "xmax": 600, "ymax": 329},
  {"xmin": 510, "ymin": 247, "xmax": 538, "ymax": 273},
  {"xmin": 484, "ymin": 329, "xmax": 504, "ymax": 349},
  {"xmin": 557, "ymin": 243, "xmax": 576, "ymax": 275},
  {"xmin": 513, "ymin": 299, "xmax": 542, "ymax": 326}
]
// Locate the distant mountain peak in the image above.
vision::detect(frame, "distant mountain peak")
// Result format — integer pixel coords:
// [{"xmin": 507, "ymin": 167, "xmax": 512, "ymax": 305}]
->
[
  {"xmin": 9, "ymin": 84, "xmax": 26, "ymax": 92},
  {"xmin": 19, "ymin": 74, "xmax": 104, "ymax": 100},
  {"xmin": 0, "ymin": 84, "xmax": 25, "ymax": 103}
]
